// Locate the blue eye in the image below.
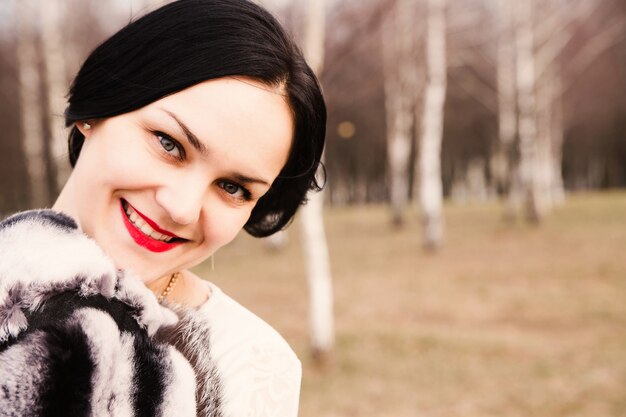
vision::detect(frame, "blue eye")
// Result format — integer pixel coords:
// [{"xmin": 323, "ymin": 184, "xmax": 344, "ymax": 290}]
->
[
  {"xmin": 221, "ymin": 182, "xmax": 243, "ymax": 196},
  {"xmin": 160, "ymin": 136, "xmax": 176, "ymax": 152},
  {"xmin": 218, "ymin": 181, "xmax": 251, "ymax": 201},
  {"xmin": 154, "ymin": 132, "xmax": 184, "ymax": 160}
]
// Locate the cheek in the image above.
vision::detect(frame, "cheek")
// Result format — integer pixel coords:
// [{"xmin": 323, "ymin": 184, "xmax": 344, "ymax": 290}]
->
[
  {"xmin": 76, "ymin": 139, "xmax": 156, "ymax": 191},
  {"xmin": 202, "ymin": 206, "xmax": 252, "ymax": 251}
]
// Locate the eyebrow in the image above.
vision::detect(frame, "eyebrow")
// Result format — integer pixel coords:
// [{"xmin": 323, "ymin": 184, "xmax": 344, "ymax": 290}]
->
[
  {"xmin": 160, "ymin": 109, "xmax": 209, "ymax": 156},
  {"xmin": 159, "ymin": 108, "xmax": 271, "ymax": 188},
  {"xmin": 232, "ymin": 173, "xmax": 270, "ymax": 187}
]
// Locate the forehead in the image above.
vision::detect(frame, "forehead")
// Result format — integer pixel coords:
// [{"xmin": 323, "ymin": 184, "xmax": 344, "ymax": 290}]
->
[
  {"xmin": 155, "ymin": 77, "xmax": 291, "ymax": 125},
  {"xmin": 143, "ymin": 77, "xmax": 294, "ymax": 174}
]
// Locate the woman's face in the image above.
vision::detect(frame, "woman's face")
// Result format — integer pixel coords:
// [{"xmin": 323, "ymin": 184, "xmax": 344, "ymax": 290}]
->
[{"xmin": 58, "ymin": 78, "xmax": 293, "ymax": 282}]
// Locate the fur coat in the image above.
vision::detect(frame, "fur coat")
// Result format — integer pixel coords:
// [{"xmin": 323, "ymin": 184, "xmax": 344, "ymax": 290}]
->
[{"xmin": 0, "ymin": 210, "xmax": 222, "ymax": 417}]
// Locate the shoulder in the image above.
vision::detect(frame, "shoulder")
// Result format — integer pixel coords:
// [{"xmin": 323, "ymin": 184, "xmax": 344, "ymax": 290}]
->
[{"xmin": 196, "ymin": 281, "xmax": 302, "ymax": 417}]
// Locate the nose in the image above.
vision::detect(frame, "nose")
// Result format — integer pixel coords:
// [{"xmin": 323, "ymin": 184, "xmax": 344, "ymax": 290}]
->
[{"xmin": 155, "ymin": 173, "xmax": 207, "ymax": 226}]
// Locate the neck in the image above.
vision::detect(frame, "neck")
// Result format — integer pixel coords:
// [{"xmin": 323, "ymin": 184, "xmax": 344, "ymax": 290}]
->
[
  {"xmin": 52, "ymin": 173, "xmax": 79, "ymax": 222},
  {"xmin": 146, "ymin": 272, "xmax": 177, "ymax": 295},
  {"xmin": 147, "ymin": 270, "xmax": 211, "ymax": 308}
]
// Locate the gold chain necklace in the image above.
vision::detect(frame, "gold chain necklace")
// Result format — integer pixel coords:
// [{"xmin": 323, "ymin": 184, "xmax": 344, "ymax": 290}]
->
[{"xmin": 158, "ymin": 271, "xmax": 181, "ymax": 302}]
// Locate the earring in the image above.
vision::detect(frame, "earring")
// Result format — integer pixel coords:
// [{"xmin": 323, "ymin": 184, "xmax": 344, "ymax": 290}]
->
[{"xmin": 83, "ymin": 122, "xmax": 92, "ymax": 130}]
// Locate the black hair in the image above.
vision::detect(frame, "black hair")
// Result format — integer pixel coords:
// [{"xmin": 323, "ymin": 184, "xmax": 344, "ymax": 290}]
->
[{"xmin": 64, "ymin": 0, "xmax": 326, "ymax": 237}]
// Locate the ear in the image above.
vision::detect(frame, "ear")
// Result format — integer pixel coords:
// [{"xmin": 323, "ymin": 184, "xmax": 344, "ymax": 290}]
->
[{"xmin": 76, "ymin": 121, "xmax": 95, "ymax": 138}]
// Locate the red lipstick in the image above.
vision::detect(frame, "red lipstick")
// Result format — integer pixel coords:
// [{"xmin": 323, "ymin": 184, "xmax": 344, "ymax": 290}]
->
[{"xmin": 120, "ymin": 200, "xmax": 183, "ymax": 253}]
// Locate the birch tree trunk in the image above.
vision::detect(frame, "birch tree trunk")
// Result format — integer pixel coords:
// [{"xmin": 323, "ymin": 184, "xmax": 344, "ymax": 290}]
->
[
  {"xmin": 418, "ymin": 0, "xmax": 447, "ymax": 250},
  {"xmin": 513, "ymin": 0, "xmax": 542, "ymax": 223},
  {"xmin": 508, "ymin": 0, "xmax": 623, "ymax": 219},
  {"xmin": 383, "ymin": 0, "xmax": 418, "ymax": 226},
  {"xmin": 299, "ymin": 0, "xmax": 334, "ymax": 366},
  {"xmin": 535, "ymin": 61, "xmax": 560, "ymax": 212},
  {"xmin": 533, "ymin": 1, "xmax": 570, "ymax": 214},
  {"xmin": 40, "ymin": 0, "xmax": 69, "ymax": 191},
  {"xmin": 17, "ymin": 0, "xmax": 47, "ymax": 208},
  {"xmin": 494, "ymin": 0, "xmax": 516, "ymax": 198}
]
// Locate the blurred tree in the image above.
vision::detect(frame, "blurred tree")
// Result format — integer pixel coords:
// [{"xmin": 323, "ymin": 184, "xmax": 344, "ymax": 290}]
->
[
  {"xmin": 493, "ymin": 0, "xmax": 516, "ymax": 199},
  {"xmin": 0, "ymin": 16, "xmax": 29, "ymax": 214},
  {"xmin": 442, "ymin": 0, "xmax": 497, "ymax": 203},
  {"xmin": 418, "ymin": 0, "xmax": 447, "ymax": 249},
  {"xmin": 560, "ymin": 1, "xmax": 626, "ymax": 189},
  {"xmin": 505, "ymin": 0, "xmax": 625, "ymax": 222},
  {"xmin": 512, "ymin": 0, "xmax": 542, "ymax": 222},
  {"xmin": 299, "ymin": 0, "xmax": 335, "ymax": 367},
  {"xmin": 322, "ymin": 0, "xmax": 388, "ymax": 205},
  {"xmin": 382, "ymin": 0, "xmax": 420, "ymax": 225},
  {"xmin": 40, "ymin": 0, "xmax": 69, "ymax": 191},
  {"xmin": 2, "ymin": 0, "xmax": 625, "ymax": 214},
  {"xmin": 16, "ymin": 0, "xmax": 47, "ymax": 207}
]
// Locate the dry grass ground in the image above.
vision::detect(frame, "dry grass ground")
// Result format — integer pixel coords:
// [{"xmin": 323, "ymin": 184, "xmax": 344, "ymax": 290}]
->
[{"xmin": 194, "ymin": 191, "xmax": 626, "ymax": 417}]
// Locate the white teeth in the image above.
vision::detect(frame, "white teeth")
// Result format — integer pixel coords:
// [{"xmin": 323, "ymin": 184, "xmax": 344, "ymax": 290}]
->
[
  {"xmin": 140, "ymin": 223, "xmax": 153, "ymax": 236},
  {"xmin": 123, "ymin": 202, "xmax": 175, "ymax": 242},
  {"xmin": 134, "ymin": 217, "xmax": 145, "ymax": 228},
  {"xmin": 153, "ymin": 231, "xmax": 167, "ymax": 241}
]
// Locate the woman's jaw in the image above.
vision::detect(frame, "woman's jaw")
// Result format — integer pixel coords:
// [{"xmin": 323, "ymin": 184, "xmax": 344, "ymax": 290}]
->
[{"xmin": 52, "ymin": 183, "xmax": 193, "ymax": 282}]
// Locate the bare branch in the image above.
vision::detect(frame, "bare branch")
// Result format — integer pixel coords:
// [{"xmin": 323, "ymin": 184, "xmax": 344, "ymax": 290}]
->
[{"xmin": 562, "ymin": 16, "xmax": 626, "ymax": 94}]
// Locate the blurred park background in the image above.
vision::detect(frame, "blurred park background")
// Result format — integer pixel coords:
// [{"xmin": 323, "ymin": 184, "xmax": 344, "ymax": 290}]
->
[{"xmin": 0, "ymin": 0, "xmax": 625, "ymax": 416}]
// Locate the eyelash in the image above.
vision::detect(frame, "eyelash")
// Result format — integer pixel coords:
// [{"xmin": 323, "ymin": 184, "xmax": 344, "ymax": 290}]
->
[{"xmin": 152, "ymin": 131, "xmax": 253, "ymax": 202}]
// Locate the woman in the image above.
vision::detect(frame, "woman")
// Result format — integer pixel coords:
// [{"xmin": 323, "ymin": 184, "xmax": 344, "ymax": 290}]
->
[{"xmin": 11, "ymin": 0, "xmax": 324, "ymax": 415}]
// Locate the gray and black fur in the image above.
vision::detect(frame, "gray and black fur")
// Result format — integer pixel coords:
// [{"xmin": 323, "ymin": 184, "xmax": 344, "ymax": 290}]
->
[{"xmin": 0, "ymin": 210, "xmax": 221, "ymax": 417}]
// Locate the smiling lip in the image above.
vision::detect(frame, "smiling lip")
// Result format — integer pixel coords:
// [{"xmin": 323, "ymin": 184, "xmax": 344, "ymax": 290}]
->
[{"xmin": 120, "ymin": 200, "xmax": 184, "ymax": 253}]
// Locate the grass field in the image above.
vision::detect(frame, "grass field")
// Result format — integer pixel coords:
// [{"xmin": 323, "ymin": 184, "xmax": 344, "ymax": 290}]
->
[{"xmin": 194, "ymin": 191, "xmax": 626, "ymax": 417}]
